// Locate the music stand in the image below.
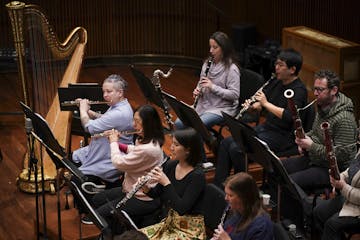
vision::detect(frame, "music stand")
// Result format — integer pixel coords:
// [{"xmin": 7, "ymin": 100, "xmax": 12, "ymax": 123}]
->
[
  {"xmin": 20, "ymin": 101, "xmax": 87, "ymax": 240},
  {"xmin": 130, "ymin": 65, "xmax": 166, "ymax": 109},
  {"xmin": 221, "ymin": 111, "xmax": 273, "ymax": 173},
  {"xmin": 67, "ymin": 180, "xmax": 111, "ymax": 239},
  {"xmin": 252, "ymin": 136, "xmax": 309, "ymax": 230},
  {"xmin": 162, "ymin": 91, "xmax": 216, "ymax": 150},
  {"xmin": 130, "ymin": 65, "xmax": 174, "ymax": 130}
]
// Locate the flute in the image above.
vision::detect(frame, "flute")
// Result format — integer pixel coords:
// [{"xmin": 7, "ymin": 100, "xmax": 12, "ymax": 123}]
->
[
  {"xmin": 114, "ymin": 155, "xmax": 170, "ymax": 209},
  {"xmin": 90, "ymin": 129, "xmax": 140, "ymax": 139},
  {"xmin": 61, "ymin": 100, "xmax": 110, "ymax": 107}
]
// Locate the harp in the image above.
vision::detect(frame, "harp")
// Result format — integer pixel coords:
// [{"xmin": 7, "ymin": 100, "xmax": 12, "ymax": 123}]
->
[{"xmin": 6, "ymin": 1, "xmax": 87, "ymax": 193}]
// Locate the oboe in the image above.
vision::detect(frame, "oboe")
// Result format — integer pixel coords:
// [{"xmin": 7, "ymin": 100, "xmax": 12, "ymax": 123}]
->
[
  {"xmin": 321, "ymin": 122, "xmax": 341, "ymax": 180},
  {"xmin": 235, "ymin": 73, "xmax": 276, "ymax": 120},
  {"xmin": 114, "ymin": 156, "xmax": 170, "ymax": 209},
  {"xmin": 193, "ymin": 57, "xmax": 213, "ymax": 108}
]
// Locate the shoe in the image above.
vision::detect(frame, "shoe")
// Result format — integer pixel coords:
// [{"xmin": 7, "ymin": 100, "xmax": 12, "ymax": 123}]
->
[
  {"xmin": 81, "ymin": 215, "xmax": 93, "ymax": 225},
  {"xmin": 81, "ymin": 182, "xmax": 106, "ymax": 194}
]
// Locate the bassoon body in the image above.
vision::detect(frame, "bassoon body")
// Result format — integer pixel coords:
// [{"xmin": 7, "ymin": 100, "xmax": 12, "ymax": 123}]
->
[
  {"xmin": 284, "ymin": 89, "xmax": 305, "ymax": 139},
  {"xmin": 321, "ymin": 122, "xmax": 340, "ymax": 180}
]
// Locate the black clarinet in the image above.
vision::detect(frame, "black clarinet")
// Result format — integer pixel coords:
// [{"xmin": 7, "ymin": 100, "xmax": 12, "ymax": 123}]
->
[{"xmin": 193, "ymin": 57, "xmax": 213, "ymax": 108}]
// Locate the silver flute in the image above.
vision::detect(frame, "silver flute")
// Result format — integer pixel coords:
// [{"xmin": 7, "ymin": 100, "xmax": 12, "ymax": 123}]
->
[
  {"xmin": 90, "ymin": 129, "xmax": 140, "ymax": 139},
  {"xmin": 114, "ymin": 155, "xmax": 170, "ymax": 209}
]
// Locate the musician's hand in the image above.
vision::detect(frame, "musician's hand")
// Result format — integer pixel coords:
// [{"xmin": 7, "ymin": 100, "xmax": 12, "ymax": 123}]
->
[
  {"xmin": 199, "ymin": 77, "xmax": 213, "ymax": 89},
  {"xmin": 193, "ymin": 87, "xmax": 201, "ymax": 98},
  {"xmin": 149, "ymin": 167, "xmax": 170, "ymax": 186},
  {"xmin": 295, "ymin": 135, "xmax": 313, "ymax": 150},
  {"xmin": 212, "ymin": 225, "xmax": 230, "ymax": 240},
  {"xmin": 79, "ymin": 99, "xmax": 90, "ymax": 112},
  {"xmin": 254, "ymin": 90, "xmax": 268, "ymax": 106},
  {"xmin": 329, "ymin": 172, "xmax": 346, "ymax": 190},
  {"xmin": 107, "ymin": 129, "xmax": 119, "ymax": 143}
]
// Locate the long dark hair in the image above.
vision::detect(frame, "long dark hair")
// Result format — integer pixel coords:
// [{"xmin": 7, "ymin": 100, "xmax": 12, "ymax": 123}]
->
[
  {"xmin": 135, "ymin": 105, "xmax": 164, "ymax": 146},
  {"xmin": 225, "ymin": 172, "xmax": 266, "ymax": 232},
  {"xmin": 210, "ymin": 31, "xmax": 237, "ymax": 68},
  {"xmin": 173, "ymin": 128, "xmax": 202, "ymax": 167}
]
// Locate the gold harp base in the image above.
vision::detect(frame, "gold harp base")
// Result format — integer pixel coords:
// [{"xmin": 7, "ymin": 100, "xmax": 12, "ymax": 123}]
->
[{"xmin": 16, "ymin": 169, "xmax": 62, "ymax": 194}]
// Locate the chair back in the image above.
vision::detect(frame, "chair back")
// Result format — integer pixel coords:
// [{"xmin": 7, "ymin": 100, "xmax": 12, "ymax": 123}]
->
[
  {"xmin": 239, "ymin": 68, "xmax": 265, "ymax": 104},
  {"xmin": 238, "ymin": 68, "xmax": 265, "ymax": 123},
  {"xmin": 197, "ymin": 184, "xmax": 227, "ymax": 230},
  {"xmin": 273, "ymin": 222, "xmax": 290, "ymax": 240}
]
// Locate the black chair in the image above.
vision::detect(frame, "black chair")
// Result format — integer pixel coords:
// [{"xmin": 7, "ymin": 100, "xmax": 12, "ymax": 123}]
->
[
  {"xmin": 273, "ymin": 222, "xmax": 290, "ymax": 240},
  {"xmin": 197, "ymin": 183, "xmax": 227, "ymax": 237},
  {"xmin": 211, "ymin": 68, "xmax": 265, "ymax": 138},
  {"xmin": 238, "ymin": 67, "xmax": 265, "ymax": 124}
]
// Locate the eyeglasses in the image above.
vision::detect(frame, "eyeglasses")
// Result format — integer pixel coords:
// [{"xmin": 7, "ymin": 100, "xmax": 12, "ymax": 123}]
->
[
  {"xmin": 274, "ymin": 61, "xmax": 287, "ymax": 68},
  {"xmin": 313, "ymin": 86, "xmax": 328, "ymax": 93}
]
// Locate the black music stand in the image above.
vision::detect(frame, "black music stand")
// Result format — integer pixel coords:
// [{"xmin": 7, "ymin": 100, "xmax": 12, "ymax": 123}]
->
[
  {"xmin": 130, "ymin": 65, "xmax": 173, "ymax": 130},
  {"xmin": 162, "ymin": 91, "xmax": 216, "ymax": 150},
  {"xmin": 67, "ymin": 180, "xmax": 111, "ymax": 239},
  {"xmin": 20, "ymin": 101, "xmax": 87, "ymax": 240},
  {"xmin": 130, "ymin": 65, "xmax": 166, "ymax": 109},
  {"xmin": 252, "ymin": 136, "xmax": 310, "ymax": 231},
  {"xmin": 58, "ymin": 85, "xmax": 108, "ymax": 113},
  {"xmin": 222, "ymin": 111, "xmax": 273, "ymax": 173}
]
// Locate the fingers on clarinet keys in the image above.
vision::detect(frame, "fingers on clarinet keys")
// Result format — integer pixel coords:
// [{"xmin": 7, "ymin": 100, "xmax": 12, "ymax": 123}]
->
[{"xmin": 81, "ymin": 182, "xmax": 106, "ymax": 195}]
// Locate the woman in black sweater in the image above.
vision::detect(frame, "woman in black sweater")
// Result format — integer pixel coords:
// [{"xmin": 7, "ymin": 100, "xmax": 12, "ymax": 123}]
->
[{"xmin": 141, "ymin": 128, "xmax": 206, "ymax": 239}]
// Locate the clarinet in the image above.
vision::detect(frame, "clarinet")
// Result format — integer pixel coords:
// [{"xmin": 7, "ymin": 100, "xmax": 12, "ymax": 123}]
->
[
  {"xmin": 235, "ymin": 73, "xmax": 275, "ymax": 120},
  {"xmin": 219, "ymin": 204, "xmax": 230, "ymax": 226},
  {"xmin": 193, "ymin": 57, "xmax": 213, "ymax": 108},
  {"xmin": 284, "ymin": 89, "xmax": 305, "ymax": 139},
  {"xmin": 321, "ymin": 122, "xmax": 341, "ymax": 180},
  {"xmin": 114, "ymin": 156, "xmax": 170, "ymax": 209}
]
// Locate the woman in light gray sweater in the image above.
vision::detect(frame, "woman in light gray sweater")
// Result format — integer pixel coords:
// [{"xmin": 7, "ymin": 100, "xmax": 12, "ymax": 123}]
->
[{"xmin": 313, "ymin": 150, "xmax": 360, "ymax": 240}]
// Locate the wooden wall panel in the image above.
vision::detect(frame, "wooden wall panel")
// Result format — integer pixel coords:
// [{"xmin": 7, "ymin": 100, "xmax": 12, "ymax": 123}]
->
[{"xmin": 1, "ymin": 0, "xmax": 359, "ymax": 61}]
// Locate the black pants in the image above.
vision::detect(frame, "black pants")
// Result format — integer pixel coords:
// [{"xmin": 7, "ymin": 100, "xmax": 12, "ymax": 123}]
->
[
  {"xmin": 92, "ymin": 187, "xmax": 160, "ymax": 235},
  {"xmin": 214, "ymin": 136, "xmax": 247, "ymax": 189},
  {"xmin": 313, "ymin": 195, "xmax": 360, "ymax": 240},
  {"xmin": 282, "ymin": 155, "xmax": 330, "ymax": 191}
]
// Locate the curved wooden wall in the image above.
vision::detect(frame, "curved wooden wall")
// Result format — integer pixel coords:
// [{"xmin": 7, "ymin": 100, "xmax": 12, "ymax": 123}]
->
[{"xmin": 1, "ymin": 0, "xmax": 359, "ymax": 64}]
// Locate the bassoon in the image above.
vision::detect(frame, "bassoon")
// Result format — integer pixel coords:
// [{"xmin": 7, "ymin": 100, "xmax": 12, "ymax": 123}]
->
[
  {"xmin": 321, "ymin": 122, "xmax": 340, "ymax": 180},
  {"xmin": 284, "ymin": 89, "xmax": 305, "ymax": 139}
]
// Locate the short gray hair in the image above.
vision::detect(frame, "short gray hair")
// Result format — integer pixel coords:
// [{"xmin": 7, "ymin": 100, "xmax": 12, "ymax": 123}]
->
[{"xmin": 104, "ymin": 74, "xmax": 128, "ymax": 91}]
